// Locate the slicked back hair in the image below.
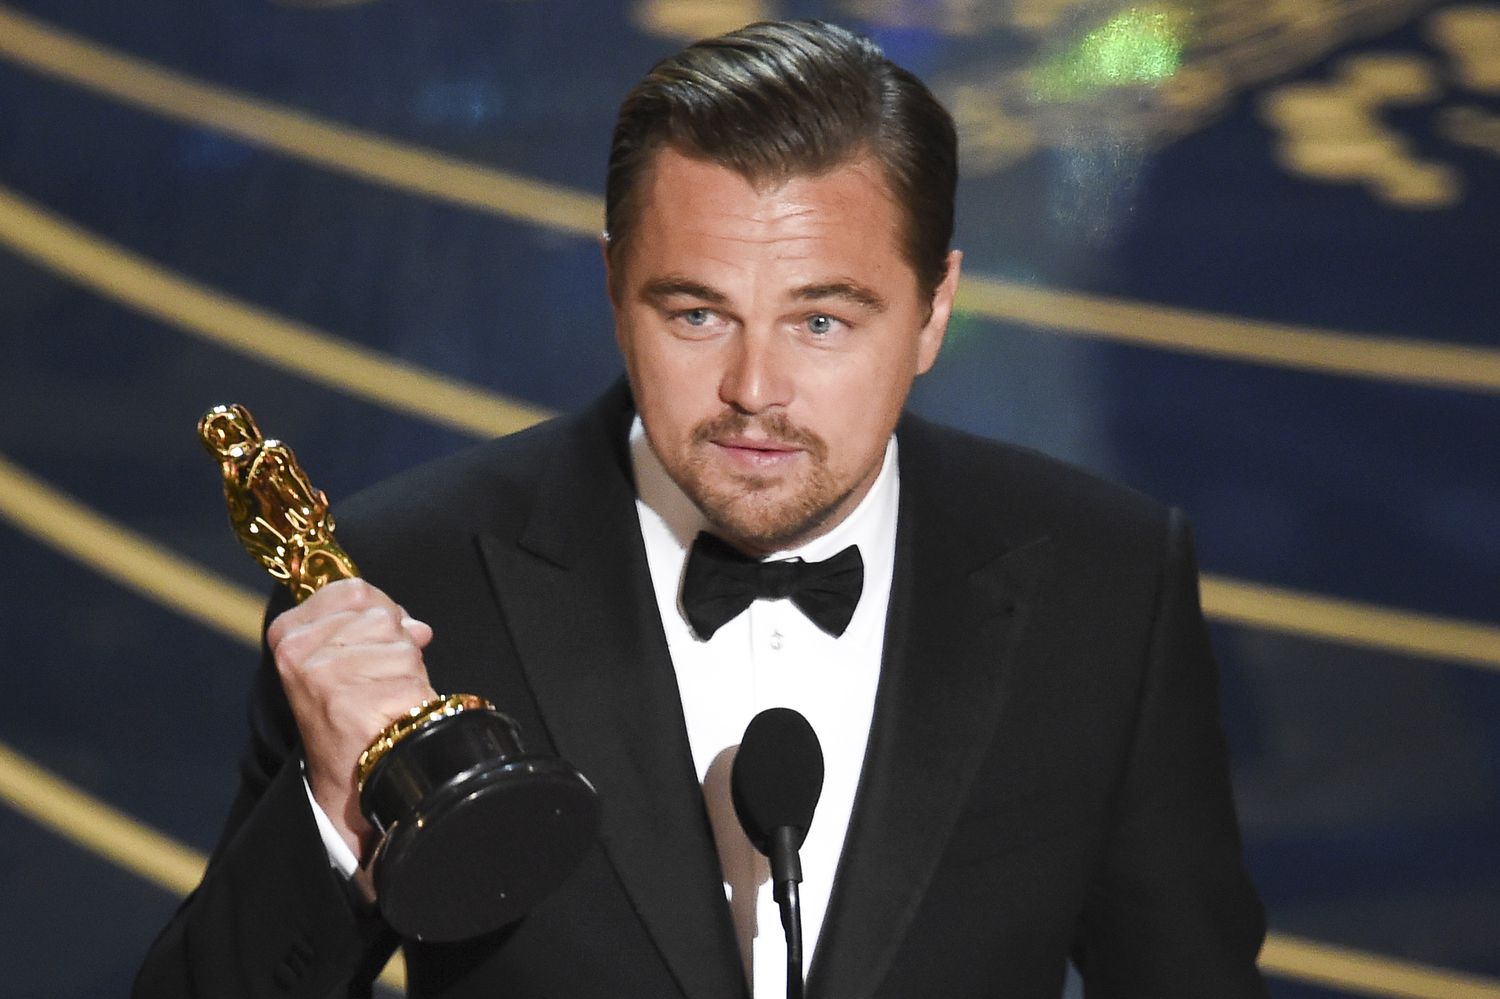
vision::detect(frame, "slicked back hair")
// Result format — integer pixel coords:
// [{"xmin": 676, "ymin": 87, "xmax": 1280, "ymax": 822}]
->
[{"xmin": 605, "ymin": 20, "xmax": 957, "ymax": 296}]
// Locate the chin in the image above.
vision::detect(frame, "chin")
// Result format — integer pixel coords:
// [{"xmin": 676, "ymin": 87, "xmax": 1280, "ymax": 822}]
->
[
  {"xmin": 698, "ymin": 487, "xmax": 843, "ymax": 555},
  {"xmin": 672, "ymin": 447, "xmax": 851, "ymax": 551}
]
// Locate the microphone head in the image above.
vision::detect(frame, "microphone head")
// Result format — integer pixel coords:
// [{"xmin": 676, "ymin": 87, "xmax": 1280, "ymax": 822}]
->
[{"xmin": 731, "ymin": 707, "xmax": 825, "ymax": 856}]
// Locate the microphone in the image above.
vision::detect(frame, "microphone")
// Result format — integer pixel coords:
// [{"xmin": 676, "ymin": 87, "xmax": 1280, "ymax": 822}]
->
[{"xmin": 732, "ymin": 707, "xmax": 824, "ymax": 999}]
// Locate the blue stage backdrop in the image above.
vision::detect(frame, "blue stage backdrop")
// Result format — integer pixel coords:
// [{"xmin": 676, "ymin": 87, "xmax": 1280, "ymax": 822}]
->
[{"xmin": 0, "ymin": 2, "xmax": 1496, "ymax": 996}]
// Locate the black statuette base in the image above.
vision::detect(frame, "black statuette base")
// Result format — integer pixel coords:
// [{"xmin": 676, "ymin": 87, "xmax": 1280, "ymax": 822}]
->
[{"xmin": 360, "ymin": 709, "xmax": 600, "ymax": 942}]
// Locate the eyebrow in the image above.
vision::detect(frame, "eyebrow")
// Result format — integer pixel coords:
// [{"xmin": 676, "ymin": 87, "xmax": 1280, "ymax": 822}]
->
[
  {"xmin": 640, "ymin": 277, "xmax": 730, "ymax": 307},
  {"xmin": 795, "ymin": 281, "xmax": 887, "ymax": 313}
]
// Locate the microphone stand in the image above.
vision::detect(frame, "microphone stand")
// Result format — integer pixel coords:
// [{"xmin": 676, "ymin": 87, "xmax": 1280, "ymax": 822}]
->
[
  {"xmin": 730, "ymin": 706, "xmax": 823, "ymax": 999},
  {"xmin": 769, "ymin": 825, "xmax": 806, "ymax": 999}
]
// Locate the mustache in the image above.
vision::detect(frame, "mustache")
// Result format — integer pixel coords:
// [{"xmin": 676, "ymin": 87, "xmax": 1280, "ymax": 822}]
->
[{"xmin": 691, "ymin": 411, "xmax": 828, "ymax": 461}]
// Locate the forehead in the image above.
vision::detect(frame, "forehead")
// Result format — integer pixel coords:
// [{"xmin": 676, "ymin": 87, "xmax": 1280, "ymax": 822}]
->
[{"xmin": 618, "ymin": 147, "xmax": 914, "ymax": 290}]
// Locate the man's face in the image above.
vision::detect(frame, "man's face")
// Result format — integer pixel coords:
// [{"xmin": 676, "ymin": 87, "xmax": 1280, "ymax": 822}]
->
[{"xmin": 608, "ymin": 146, "xmax": 961, "ymax": 555}]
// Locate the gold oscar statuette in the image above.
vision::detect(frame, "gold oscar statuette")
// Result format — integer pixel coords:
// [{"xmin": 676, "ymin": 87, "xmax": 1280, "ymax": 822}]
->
[{"xmin": 199, "ymin": 404, "xmax": 599, "ymax": 942}]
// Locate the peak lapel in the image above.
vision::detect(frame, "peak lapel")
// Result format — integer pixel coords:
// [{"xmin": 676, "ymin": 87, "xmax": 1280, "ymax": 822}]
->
[
  {"xmin": 808, "ymin": 424, "xmax": 1054, "ymax": 999},
  {"xmin": 476, "ymin": 391, "xmax": 745, "ymax": 999}
]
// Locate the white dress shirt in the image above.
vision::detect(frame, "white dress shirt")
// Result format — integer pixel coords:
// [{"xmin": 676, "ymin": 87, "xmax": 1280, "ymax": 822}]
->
[{"xmin": 631, "ymin": 418, "xmax": 897, "ymax": 996}]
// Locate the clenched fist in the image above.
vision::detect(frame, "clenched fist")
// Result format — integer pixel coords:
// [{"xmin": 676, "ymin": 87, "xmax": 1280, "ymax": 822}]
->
[{"xmin": 266, "ymin": 577, "xmax": 437, "ymax": 860}]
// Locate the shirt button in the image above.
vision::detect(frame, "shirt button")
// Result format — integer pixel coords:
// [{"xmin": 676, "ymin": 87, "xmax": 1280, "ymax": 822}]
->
[{"xmin": 769, "ymin": 629, "xmax": 783, "ymax": 651}]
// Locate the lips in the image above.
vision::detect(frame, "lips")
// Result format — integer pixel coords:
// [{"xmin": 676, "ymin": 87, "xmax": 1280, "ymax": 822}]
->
[
  {"xmin": 689, "ymin": 412, "xmax": 828, "ymax": 472},
  {"xmin": 716, "ymin": 435, "xmax": 798, "ymax": 452},
  {"xmin": 712, "ymin": 436, "xmax": 802, "ymax": 468}
]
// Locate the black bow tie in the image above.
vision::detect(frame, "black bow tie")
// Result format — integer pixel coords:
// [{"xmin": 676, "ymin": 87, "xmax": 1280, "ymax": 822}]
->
[{"xmin": 681, "ymin": 532, "xmax": 864, "ymax": 641}]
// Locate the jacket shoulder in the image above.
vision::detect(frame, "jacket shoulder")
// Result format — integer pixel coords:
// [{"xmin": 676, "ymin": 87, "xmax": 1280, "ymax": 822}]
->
[{"xmin": 897, "ymin": 414, "xmax": 1175, "ymax": 555}]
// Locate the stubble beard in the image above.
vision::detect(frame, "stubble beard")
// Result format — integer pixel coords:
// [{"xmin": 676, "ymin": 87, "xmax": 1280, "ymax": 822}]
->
[{"xmin": 672, "ymin": 410, "xmax": 852, "ymax": 555}]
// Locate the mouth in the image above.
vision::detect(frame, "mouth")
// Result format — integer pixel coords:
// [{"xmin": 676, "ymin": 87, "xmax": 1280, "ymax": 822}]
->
[{"xmin": 711, "ymin": 436, "xmax": 803, "ymax": 469}]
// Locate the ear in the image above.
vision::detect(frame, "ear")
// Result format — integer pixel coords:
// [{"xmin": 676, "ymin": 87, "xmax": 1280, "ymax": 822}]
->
[{"xmin": 915, "ymin": 249, "xmax": 963, "ymax": 375}]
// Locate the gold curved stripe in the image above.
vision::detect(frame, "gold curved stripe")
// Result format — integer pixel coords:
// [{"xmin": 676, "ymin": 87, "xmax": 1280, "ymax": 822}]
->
[
  {"xmin": 1261, "ymin": 933, "xmax": 1500, "ymax": 999},
  {"xmin": 0, "ymin": 178, "xmax": 1497, "ymax": 672},
  {"xmin": 1201, "ymin": 574, "xmax": 1500, "ymax": 671},
  {"xmin": 954, "ymin": 281, "xmax": 1500, "ymax": 395},
  {"xmin": 0, "ymin": 740, "xmax": 208, "ymax": 895},
  {"xmin": 0, "ymin": 451, "xmax": 265, "ymax": 646},
  {"xmin": 2, "ymin": 3, "xmax": 1499, "ymax": 395},
  {"xmin": 0, "ymin": 6, "xmax": 600, "ymax": 238},
  {"xmin": 0, "ymin": 742, "xmax": 409, "ymax": 993},
  {"xmin": 0, "ymin": 184, "xmax": 549, "ymax": 439},
  {"xmin": 2, "ymin": 459, "xmax": 1497, "ymax": 997}
]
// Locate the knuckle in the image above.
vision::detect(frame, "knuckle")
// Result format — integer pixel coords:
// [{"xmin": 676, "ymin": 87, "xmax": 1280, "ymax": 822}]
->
[
  {"xmin": 313, "ymin": 576, "xmax": 375, "ymax": 612},
  {"xmin": 271, "ymin": 636, "xmax": 310, "ymax": 679},
  {"xmin": 266, "ymin": 602, "xmax": 312, "ymax": 646},
  {"xmin": 361, "ymin": 605, "xmax": 402, "ymax": 632},
  {"xmin": 343, "ymin": 577, "xmax": 377, "ymax": 604},
  {"xmin": 349, "ymin": 579, "xmax": 396, "ymax": 612},
  {"xmin": 270, "ymin": 620, "xmax": 309, "ymax": 658}
]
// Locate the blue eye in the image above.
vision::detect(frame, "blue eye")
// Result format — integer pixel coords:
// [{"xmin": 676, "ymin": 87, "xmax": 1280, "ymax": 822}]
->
[
  {"xmin": 807, "ymin": 314, "xmax": 835, "ymax": 335},
  {"xmin": 684, "ymin": 308, "xmax": 712, "ymax": 326}
]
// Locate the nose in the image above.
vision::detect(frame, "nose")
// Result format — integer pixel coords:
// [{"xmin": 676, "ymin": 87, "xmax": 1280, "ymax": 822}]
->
[{"xmin": 718, "ymin": 328, "xmax": 793, "ymax": 414}]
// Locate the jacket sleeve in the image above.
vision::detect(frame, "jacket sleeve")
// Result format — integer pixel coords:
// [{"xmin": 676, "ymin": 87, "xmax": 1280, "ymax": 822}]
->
[
  {"xmin": 133, "ymin": 593, "xmax": 398, "ymax": 998},
  {"xmin": 1072, "ymin": 509, "xmax": 1270, "ymax": 997}
]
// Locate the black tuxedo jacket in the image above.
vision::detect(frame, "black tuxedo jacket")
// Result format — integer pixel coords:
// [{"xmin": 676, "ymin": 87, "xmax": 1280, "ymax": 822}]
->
[{"xmin": 137, "ymin": 382, "xmax": 1267, "ymax": 998}]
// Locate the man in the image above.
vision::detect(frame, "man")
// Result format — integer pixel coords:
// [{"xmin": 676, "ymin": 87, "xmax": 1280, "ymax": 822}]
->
[{"xmin": 137, "ymin": 20, "xmax": 1268, "ymax": 998}]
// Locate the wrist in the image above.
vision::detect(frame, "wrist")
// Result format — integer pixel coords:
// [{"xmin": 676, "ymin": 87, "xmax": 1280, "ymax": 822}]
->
[{"xmin": 309, "ymin": 773, "xmax": 371, "ymax": 859}]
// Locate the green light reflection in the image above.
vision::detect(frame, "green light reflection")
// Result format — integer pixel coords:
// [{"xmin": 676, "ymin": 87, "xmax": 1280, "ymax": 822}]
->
[{"xmin": 1032, "ymin": 5, "xmax": 1185, "ymax": 102}]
